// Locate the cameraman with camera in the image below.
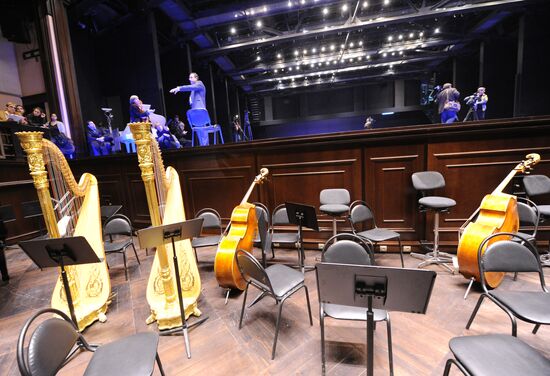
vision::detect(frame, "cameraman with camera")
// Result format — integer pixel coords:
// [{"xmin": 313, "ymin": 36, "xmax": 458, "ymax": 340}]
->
[
  {"xmin": 464, "ymin": 87, "xmax": 488, "ymax": 121},
  {"xmin": 436, "ymin": 83, "xmax": 461, "ymax": 124}
]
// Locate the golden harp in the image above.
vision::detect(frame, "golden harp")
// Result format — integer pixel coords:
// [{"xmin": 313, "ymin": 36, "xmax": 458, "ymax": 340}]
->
[
  {"xmin": 16, "ymin": 132, "xmax": 111, "ymax": 331},
  {"xmin": 129, "ymin": 122, "xmax": 202, "ymax": 329}
]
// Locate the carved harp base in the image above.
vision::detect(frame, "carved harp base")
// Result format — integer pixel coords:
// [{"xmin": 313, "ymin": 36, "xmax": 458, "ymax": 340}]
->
[
  {"xmin": 53, "ymin": 300, "xmax": 110, "ymax": 332},
  {"xmin": 146, "ymin": 299, "xmax": 202, "ymax": 330}
]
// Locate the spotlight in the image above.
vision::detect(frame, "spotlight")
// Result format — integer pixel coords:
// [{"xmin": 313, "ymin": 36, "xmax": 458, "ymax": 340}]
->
[
  {"xmin": 300, "ymin": 0, "xmax": 305, "ymax": 4},
  {"xmin": 349, "ymin": 42, "xmax": 354, "ymax": 47},
  {"xmin": 256, "ymin": 56, "xmax": 261, "ymax": 61},
  {"xmin": 230, "ymin": 27, "xmax": 236, "ymax": 34},
  {"xmin": 277, "ymin": 53, "xmax": 282, "ymax": 59},
  {"xmin": 310, "ymin": 63, "xmax": 315, "ymax": 67},
  {"xmin": 256, "ymin": 20, "xmax": 263, "ymax": 28},
  {"xmin": 398, "ymin": 34, "xmax": 403, "ymax": 40},
  {"xmin": 383, "ymin": 0, "xmax": 390, "ymax": 5},
  {"xmin": 321, "ymin": 46, "xmax": 326, "ymax": 52},
  {"xmin": 366, "ymin": 55, "xmax": 371, "ymax": 59},
  {"xmin": 303, "ymin": 49, "xmax": 307, "ymax": 54},
  {"xmin": 288, "ymin": 67, "xmax": 293, "ymax": 71},
  {"xmin": 419, "ymin": 31, "xmax": 424, "ymax": 37},
  {"xmin": 382, "ymin": 52, "xmax": 387, "ymax": 57},
  {"xmin": 263, "ymin": 6, "xmax": 267, "ymax": 12},
  {"xmin": 312, "ymin": 48, "xmax": 317, "ymax": 53},
  {"xmin": 322, "ymin": 7, "xmax": 329, "ymax": 15},
  {"xmin": 294, "ymin": 50, "xmax": 299, "ymax": 56},
  {"xmin": 434, "ymin": 27, "xmax": 440, "ymax": 34},
  {"xmin": 342, "ymin": 4, "xmax": 348, "ymax": 11},
  {"xmin": 362, "ymin": 1, "xmax": 369, "ymax": 8},
  {"xmin": 296, "ymin": 66, "xmax": 300, "ymax": 70},
  {"xmin": 409, "ymin": 32, "xmax": 414, "ymax": 38},
  {"xmin": 330, "ymin": 44, "xmax": 335, "ymax": 51},
  {"xmin": 359, "ymin": 40, "xmax": 363, "ymax": 46},
  {"xmin": 274, "ymin": 69, "xmax": 278, "ymax": 73},
  {"xmin": 388, "ymin": 35, "xmax": 393, "ymax": 41},
  {"xmin": 287, "ymin": 1, "xmax": 293, "ymax": 7}
]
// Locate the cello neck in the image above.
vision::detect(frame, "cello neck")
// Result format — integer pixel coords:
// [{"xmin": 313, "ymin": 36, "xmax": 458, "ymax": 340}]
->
[
  {"xmin": 492, "ymin": 166, "xmax": 520, "ymax": 195},
  {"xmin": 241, "ymin": 181, "xmax": 257, "ymax": 205}
]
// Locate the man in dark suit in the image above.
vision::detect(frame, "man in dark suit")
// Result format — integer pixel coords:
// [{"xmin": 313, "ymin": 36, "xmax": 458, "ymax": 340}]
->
[
  {"xmin": 169, "ymin": 72, "xmax": 207, "ymax": 110},
  {"xmin": 86, "ymin": 121, "xmax": 113, "ymax": 156}
]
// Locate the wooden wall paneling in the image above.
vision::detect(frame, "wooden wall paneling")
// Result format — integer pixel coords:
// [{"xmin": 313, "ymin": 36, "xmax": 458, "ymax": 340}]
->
[
  {"xmin": 257, "ymin": 146, "xmax": 362, "ymax": 239},
  {"xmin": 364, "ymin": 144, "xmax": 426, "ymax": 243},
  {"xmin": 173, "ymin": 152, "xmax": 258, "ymax": 221},
  {"xmin": 428, "ymin": 140, "xmax": 550, "ymax": 243}
]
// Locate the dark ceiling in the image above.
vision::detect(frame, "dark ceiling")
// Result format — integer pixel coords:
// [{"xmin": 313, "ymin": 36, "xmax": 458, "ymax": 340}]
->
[{"xmin": 67, "ymin": 0, "xmax": 543, "ymax": 93}]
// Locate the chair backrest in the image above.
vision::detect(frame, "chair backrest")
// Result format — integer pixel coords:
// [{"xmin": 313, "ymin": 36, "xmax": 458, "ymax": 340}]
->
[
  {"xmin": 187, "ymin": 109, "xmax": 211, "ymax": 128},
  {"xmin": 104, "ymin": 216, "xmax": 132, "ymax": 236},
  {"xmin": 516, "ymin": 198, "xmax": 539, "ymax": 234},
  {"xmin": 320, "ymin": 188, "xmax": 351, "ymax": 205},
  {"xmin": 195, "ymin": 208, "xmax": 222, "ymax": 231},
  {"xmin": 411, "ymin": 171, "xmax": 446, "ymax": 191},
  {"xmin": 523, "ymin": 174, "xmax": 550, "ymax": 197},
  {"xmin": 256, "ymin": 209, "xmax": 269, "ymax": 251},
  {"xmin": 235, "ymin": 249, "xmax": 274, "ymax": 294},
  {"xmin": 252, "ymin": 202, "xmax": 270, "ymax": 226},
  {"xmin": 321, "ymin": 233, "xmax": 373, "ymax": 265},
  {"xmin": 349, "ymin": 200, "xmax": 375, "ymax": 230},
  {"xmin": 478, "ymin": 233, "xmax": 546, "ymax": 290},
  {"xmin": 17, "ymin": 308, "xmax": 80, "ymax": 376},
  {"xmin": 272, "ymin": 204, "xmax": 291, "ymax": 226}
]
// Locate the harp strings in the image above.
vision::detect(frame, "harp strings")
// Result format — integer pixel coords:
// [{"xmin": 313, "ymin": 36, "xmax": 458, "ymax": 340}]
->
[
  {"xmin": 152, "ymin": 140, "xmax": 167, "ymax": 219},
  {"xmin": 45, "ymin": 146, "xmax": 82, "ymax": 237}
]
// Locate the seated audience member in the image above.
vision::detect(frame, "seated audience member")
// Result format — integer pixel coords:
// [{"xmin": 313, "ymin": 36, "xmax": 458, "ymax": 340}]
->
[
  {"xmin": 167, "ymin": 115, "xmax": 189, "ymax": 146},
  {"xmin": 129, "ymin": 95, "xmax": 150, "ymax": 122},
  {"xmin": 153, "ymin": 122, "xmax": 180, "ymax": 149},
  {"xmin": 86, "ymin": 120, "xmax": 113, "ymax": 156},
  {"xmin": 15, "ymin": 105, "xmax": 28, "ymax": 124},
  {"xmin": 46, "ymin": 113, "xmax": 75, "ymax": 157},
  {"xmin": 27, "ymin": 107, "xmax": 47, "ymax": 127},
  {"xmin": 1, "ymin": 102, "xmax": 19, "ymax": 122}
]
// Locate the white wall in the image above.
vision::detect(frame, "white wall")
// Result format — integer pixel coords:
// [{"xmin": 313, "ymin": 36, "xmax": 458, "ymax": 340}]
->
[{"xmin": 0, "ymin": 32, "xmax": 23, "ymax": 104}]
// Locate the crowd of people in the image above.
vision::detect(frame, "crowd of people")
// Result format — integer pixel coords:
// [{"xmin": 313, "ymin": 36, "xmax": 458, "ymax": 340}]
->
[{"xmin": 1, "ymin": 102, "xmax": 75, "ymax": 157}]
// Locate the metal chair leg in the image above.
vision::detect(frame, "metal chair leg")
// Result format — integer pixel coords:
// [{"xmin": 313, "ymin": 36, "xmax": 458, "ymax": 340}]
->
[
  {"xmin": 239, "ymin": 284, "xmax": 249, "ymax": 329},
  {"xmin": 122, "ymin": 251, "xmax": 128, "ymax": 281},
  {"xmin": 398, "ymin": 237, "xmax": 404, "ymax": 268},
  {"xmin": 304, "ymin": 285, "xmax": 313, "ymax": 325},
  {"xmin": 443, "ymin": 358, "xmax": 453, "ymax": 376},
  {"xmin": 320, "ymin": 310, "xmax": 326, "ymax": 374},
  {"xmin": 131, "ymin": 243, "xmax": 140, "ymax": 265},
  {"xmin": 466, "ymin": 294, "xmax": 486, "ymax": 329},
  {"xmin": 386, "ymin": 314, "xmax": 394, "ymax": 376},
  {"xmin": 156, "ymin": 353, "xmax": 166, "ymax": 376},
  {"xmin": 272, "ymin": 299, "xmax": 285, "ymax": 359},
  {"xmin": 533, "ymin": 324, "xmax": 541, "ymax": 334}
]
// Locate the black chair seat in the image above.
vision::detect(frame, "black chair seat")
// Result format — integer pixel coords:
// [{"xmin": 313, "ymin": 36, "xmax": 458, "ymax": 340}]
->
[
  {"xmin": 357, "ymin": 228, "xmax": 399, "ymax": 242},
  {"xmin": 272, "ymin": 232, "xmax": 299, "ymax": 244},
  {"xmin": 104, "ymin": 239, "xmax": 132, "ymax": 253},
  {"xmin": 490, "ymin": 290, "xmax": 550, "ymax": 324},
  {"xmin": 320, "ymin": 204, "xmax": 349, "ymax": 215},
  {"xmin": 418, "ymin": 196, "xmax": 456, "ymax": 209},
  {"xmin": 191, "ymin": 235, "xmax": 221, "ymax": 248},
  {"xmin": 449, "ymin": 334, "xmax": 550, "ymax": 376},
  {"xmin": 84, "ymin": 332, "xmax": 159, "ymax": 376},
  {"xmin": 265, "ymin": 264, "xmax": 304, "ymax": 297},
  {"xmin": 323, "ymin": 303, "xmax": 388, "ymax": 321}
]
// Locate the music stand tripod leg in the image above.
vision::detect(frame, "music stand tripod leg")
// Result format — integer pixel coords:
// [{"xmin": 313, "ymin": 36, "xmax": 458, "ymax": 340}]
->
[
  {"xmin": 58, "ymin": 255, "xmax": 78, "ymax": 326},
  {"xmin": 366, "ymin": 295, "xmax": 374, "ymax": 376}
]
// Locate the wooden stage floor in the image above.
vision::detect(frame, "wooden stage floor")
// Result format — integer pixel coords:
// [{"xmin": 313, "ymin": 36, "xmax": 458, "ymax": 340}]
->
[{"xmin": 1, "ymin": 243, "xmax": 550, "ymax": 375}]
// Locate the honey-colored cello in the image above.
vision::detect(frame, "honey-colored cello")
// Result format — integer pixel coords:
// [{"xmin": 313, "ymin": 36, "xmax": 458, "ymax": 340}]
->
[
  {"xmin": 457, "ymin": 153, "xmax": 540, "ymax": 288},
  {"xmin": 214, "ymin": 168, "xmax": 269, "ymax": 290}
]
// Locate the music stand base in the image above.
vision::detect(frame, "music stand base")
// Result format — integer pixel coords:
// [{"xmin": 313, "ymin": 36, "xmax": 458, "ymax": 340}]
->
[{"xmin": 410, "ymin": 252, "xmax": 455, "ymax": 273}]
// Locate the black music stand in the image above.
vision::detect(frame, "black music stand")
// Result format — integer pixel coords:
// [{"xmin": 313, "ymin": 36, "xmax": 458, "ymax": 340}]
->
[
  {"xmin": 100, "ymin": 205, "xmax": 122, "ymax": 221},
  {"xmin": 285, "ymin": 202, "xmax": 319, "ymax": 273},
  {"xmin": 316, "ymin": 263, "xmax": 437, "ymax": 375},
  {"xmin": 0, "ymin": 204, "xmax": 16, "ymax": 282},
  {"xmin": 137, "ymin": 218, "xmax": 208, "ymax": 359},
  {"xmin": 18, "ymin": 236, "xmax": 101, "ymax": 325}
]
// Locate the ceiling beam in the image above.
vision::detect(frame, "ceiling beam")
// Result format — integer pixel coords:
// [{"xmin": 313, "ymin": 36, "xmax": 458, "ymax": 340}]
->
[{"xmin": 195, "ymin": 0, "xmax": 534, "ymax": 58}]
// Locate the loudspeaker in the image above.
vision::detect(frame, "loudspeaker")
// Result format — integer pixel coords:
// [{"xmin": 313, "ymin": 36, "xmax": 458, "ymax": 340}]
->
[{"xmin": 0, "ymin": 12, "xmax": 31, "ymax": 44}]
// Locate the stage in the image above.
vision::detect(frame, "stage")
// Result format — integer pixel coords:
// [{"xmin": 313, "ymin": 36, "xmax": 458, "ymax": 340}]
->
[{"xmin": 1, "ymin": 241, "xmax": 550, "ymax": 375}]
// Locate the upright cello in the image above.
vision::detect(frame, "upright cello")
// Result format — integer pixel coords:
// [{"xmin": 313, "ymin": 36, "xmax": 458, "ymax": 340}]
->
[
  {"xmin": 457, "ymin": 153, "xmax": 540, "ymax": 288},
  {"xmin": 215, "ymin": 168, "xmax": 269, "ymax": 290}
]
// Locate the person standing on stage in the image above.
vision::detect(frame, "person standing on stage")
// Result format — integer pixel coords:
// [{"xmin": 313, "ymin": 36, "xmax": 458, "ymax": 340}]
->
[
  {"xmin": 473, "ymin": 87, "xmax": 488, "ymax": 120},
  {"xmin": 436, "ymin": 83, "xmax": 460, "ymax": 124},
  {"xmin": 169, "ymin": 72, "xmax": 206, "ymax": 110}
]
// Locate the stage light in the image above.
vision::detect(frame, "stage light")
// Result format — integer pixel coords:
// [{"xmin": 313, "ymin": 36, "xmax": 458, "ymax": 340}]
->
[
  {"xmin": 325, "ymin": 61, "xmax": 330, "ymax": 65},
  {"xmin": 383, "ymin": 0, "xmax": 390, "ymax": 5},
  {"xmin": 349, "ymin": 58, "xmax": 354, "ymax": 62},
  {"xmin": 409, "ymin": 32, "xmax": 414, "ymax": 38},
  {"xmin": 296, "ymin": 66, "xmax": 300, "ymax": 70},
  {"xmin": 277, "ymin": 53, "xmax": 282, "ymax": 59},
  {"xmin": 381, "ymin": 111, "xmax": 394, "ymax": 115},
  {"xmin": 292, "ymin": 77, "xmax": 295, "ymax": 81},
  {"xmin": 388, "ymin": 35, "xmax": 393, "ymax": 41},
  {"xmin": 312, "ymin": 47, "xmax": 317, "ymax": 53},
  {"xmin": 318, "ymin": 62, "xmax": 322, "ymax": 66},
  {"xmin": 300, "ymin": 0, "xmax": 305, "ymax": 4},
  {"xmin": 288, "ymin": 66, "xmax": 293, "ymax": 71},
  {"xmin": 342, "ymin": 4, "xmax": 348, "ymax": 11},
  {"xmin": 263, "ymin": 6, "xmax": 268, "ymax": 12},
  {"xmin": 434, "ymin": 27, "xmax": 440, "ymax": 34},
  {"xmin": 358, "ymin": 56, "xmax": 363, "ymax": 60},
  {"xmin": 256, "ymin": 20, "xmax": 263, "ymax": 28},
  {"xmin": 399, "ymin": 51, "xmax": 403, "ymax": 55},
  {"xmin": 332, "ymin": 60, "xmax": 337, "ymax": 64},
  {"xmin": 303, "ymin": 49, "xmax": 307, "ymax": 54},
  {"xmin": 419, "ymin": 31, "xmax": 424, "ymax": 37},
  {"xmin": 330, "ymin": 44, "xmax": 335, "ymax": 51},
  {"xmin": 391, "ymin": 52, "xmax": 395, "ymax": 56},
  {"xmin": 230, "ymin": 27, "xmax": 236, "ymax": 34},
  {"xmin": 398, "ymin": 34, "xmax": 403, "ymax": 40},
  {"xmin": 256, "ymin": 56, "xmax": 261, "ymax": 61},
  {"xmin": 310, "ymin": 63, "xmax": 315, "ymax": 67},
  {"xmin": 234, "ymin": 13, "xmax": 239, "ymax": 18},
  {"xmin": 359, "ymin": 40, "xmax": 363, "ymax": 46},
  {"xmin": 366, "ymin": 54, "xmax": 371, "ymax": 59},
  {"xmin": 340, "ymin": 43, "xmax": 345, "ymax": 48},
  {"xmin": 349, "ymin": 42, "xmax": 354, "ymax": 47},
  {"xmin": 274, "ymin": 69, "xmax": 278, "ymax": 73},
  {"xmin": 323, "ymin": 7, "xmax": 329, "ymax": 15},
  {"xmin": 321, "ymin": 46, "xmax": 326, "ymax": 52},
  {"xmin": 382, "ymin": 52, "xmax": 387, "ymax": 57},
  {"xmin": 288, "ymin": 1, "xmax": 293, "ymax": 7},
  {"xmin": 294, "ymin": 50, "xmax": 299, "ymax": 56},
  {"xmin": 362, "ymin": 1, "xmax": 369, "ymax": 8}
]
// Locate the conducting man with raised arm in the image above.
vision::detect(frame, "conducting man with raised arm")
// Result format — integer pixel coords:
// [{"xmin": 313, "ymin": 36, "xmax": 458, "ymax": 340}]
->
[{"xmin": 169, "ymin": 72, "xmax": 206, "ymax": 110}]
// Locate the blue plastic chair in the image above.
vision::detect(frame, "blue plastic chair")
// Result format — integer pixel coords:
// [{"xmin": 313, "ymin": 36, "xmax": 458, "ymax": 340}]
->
[{"xmin": 186, "ymin": 109, "xmax": 224, "ymax": 147}]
